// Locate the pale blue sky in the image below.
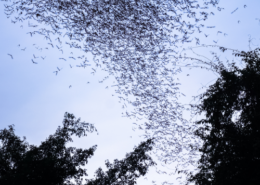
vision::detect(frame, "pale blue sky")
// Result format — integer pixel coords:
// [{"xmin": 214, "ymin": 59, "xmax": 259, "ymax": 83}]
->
[{"xmin": 0, "ymin": 0, "xmax": 260, "ymax": 184}]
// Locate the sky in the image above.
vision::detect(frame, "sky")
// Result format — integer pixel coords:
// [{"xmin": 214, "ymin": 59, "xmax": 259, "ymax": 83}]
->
[{"xmin": 0, "ymin": 0, "xmax": 260, "ymax": 184}]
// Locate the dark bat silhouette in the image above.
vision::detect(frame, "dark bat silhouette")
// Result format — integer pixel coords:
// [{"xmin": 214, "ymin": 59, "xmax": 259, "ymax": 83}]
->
[
  {"xmin": 31, "ymin": 59, "xmax": 37, "ymax": 64},
  {"xmin": 33, "ymin": 54, "xmax": 39, "ymax": 59},
  {"xmin": 59, "ymin": 58, "xmax": 66, "ymax": 61},
  {"xmin": 231, "ymin": 8, "xmax": 238, "ymax": 14},
  {"xmin": 48, "ymin": 43, "xmax": 54, "ymax": 48},
  {"xmin": 27, "ymin": 32, "xmax": 34, "ymax": 37},
  {"xmin": 7, "ymin": 54, "xmax": 13, "ymax": 59}
]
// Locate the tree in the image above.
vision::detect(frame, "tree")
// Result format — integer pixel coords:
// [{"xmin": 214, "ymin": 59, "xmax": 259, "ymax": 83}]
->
[
  {"xmin": 0, "ymin": 112, "xmax": 156, "ymax": 185},
  {"xmin": 187, "ymin": 48, "xmax": 260, "ymax": 185},
  {"xmin": 86, "ymin": 138, "xmax": 155, "ymax": 185},
  {"xmin": 1, "ymin": 0, "xmax": 222, "ymax": 172}
]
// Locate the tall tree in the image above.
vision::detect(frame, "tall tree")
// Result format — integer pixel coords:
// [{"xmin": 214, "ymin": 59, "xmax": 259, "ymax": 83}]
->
[
  {"xmin": 187, "ymin": 48, "xmax": 260, "ymax": 185},
  {"xmin": 0, "ymin": 112, "xmax": 155, "ymax": 185}
]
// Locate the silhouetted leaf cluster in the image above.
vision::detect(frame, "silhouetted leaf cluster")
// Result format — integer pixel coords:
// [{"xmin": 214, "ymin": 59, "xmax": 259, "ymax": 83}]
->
[
  {"xmin": 86, "ymin": 138, "xmax": 156, "ymax": 185},
  {"xmin": 188, "ymin": 48, "xmax": 260, "ymax": 185},
  {"xmin": 0, "ymin": 112, "xmax": 155, "ymax": 185}
]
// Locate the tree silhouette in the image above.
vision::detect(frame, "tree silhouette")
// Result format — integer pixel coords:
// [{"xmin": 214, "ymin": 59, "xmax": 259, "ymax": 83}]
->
[
  {"xmin": 187, "ymin": 48, "xmax": 260, "ymax": 185},
  {"xmin": 0, "ymin": 112, "xmax": 155, "ymax": 185},
  {"xmin": 86, "ymin": 138, "xmax": 156, "ymax": 185}
]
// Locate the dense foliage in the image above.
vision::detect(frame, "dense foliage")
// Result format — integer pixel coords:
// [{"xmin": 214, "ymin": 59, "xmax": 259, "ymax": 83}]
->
[
  {"xmin": 188, "ymin": 48, "xmax": 260, "ymax": 185},
  {"xmin": 0, "ymin": 112, "xmax": 155, "ymax": 185},
  {"xmin": 86, "ymin": 138, "xmax": 156, "ymax": 185}
]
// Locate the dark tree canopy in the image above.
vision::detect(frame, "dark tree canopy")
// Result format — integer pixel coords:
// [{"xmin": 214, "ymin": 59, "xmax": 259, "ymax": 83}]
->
[
  {"xmin": 0, "ymin": 112, "xmax": 97, "ymax": 185},
  {"xmin": 86, "ymin": 138, "xmax": 156, "ymax": 185},
  {"xmin": 188, "ymin": 48, "xmax": 260, "ymax": 185},
  {"xmin": 0, "ymin": 112, "xmax": 155, "ymax": 185}
]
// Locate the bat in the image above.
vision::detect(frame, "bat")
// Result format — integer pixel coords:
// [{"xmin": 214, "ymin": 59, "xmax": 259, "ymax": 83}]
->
[
  {"xmin": 231, "ymin": 8, "xmax": 238, "ymax": 14},
  {"xmin": 7, "ymin": 54, "xmax": 13, "ymax": 59},
  {"xmin": 31, "ymin": 59, "xmax": 37, "ymax": 64}
]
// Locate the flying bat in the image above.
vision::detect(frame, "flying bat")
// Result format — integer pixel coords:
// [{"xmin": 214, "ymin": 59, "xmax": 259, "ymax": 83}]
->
[
  {"xmin": 7, "ymin": 54, "xmax": 13, "ymax": 59},
  {"xmin": 231, "ymin": 8, "xmax": 238, "ymax": 14},
  {"xmin": 59, "ymin": 58, "xmax": 66, "ymax": 61},
  {"xmin": 33, "ymin": 54, "xmax": 39, "ymax": 58},
  {"xmin": 31, "ymin": 59, "xmax": 37, "ymax": 64}
]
